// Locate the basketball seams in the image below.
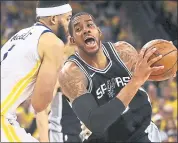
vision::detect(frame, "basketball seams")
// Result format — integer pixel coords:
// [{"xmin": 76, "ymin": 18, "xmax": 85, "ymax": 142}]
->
[
  {"xmin": 150, "ymin": 60, "xmax": 177, "ymax": 76},
  {"xmin": 144, "ymin": 41, "xmax": 175, "ymax": 57},
  {"xmin": 150, "ymin": 50, "xmax": 177, "ymax": 76},
  {"xmin": 151, "ymin": 50, "xmax": 177, "ymax": 64},
  {"xmin": 142, "ymin": 40, "xmax": 177, "ymax": 80},
  {"xmin": 143, "ymin": 40, "xmax": 173, "ymax": 50}
]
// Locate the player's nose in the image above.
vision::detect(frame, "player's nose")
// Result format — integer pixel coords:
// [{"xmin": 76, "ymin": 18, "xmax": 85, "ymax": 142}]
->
[{"xmin": 83, "ymin": 26, "xmax": 91, "ymax": 35}]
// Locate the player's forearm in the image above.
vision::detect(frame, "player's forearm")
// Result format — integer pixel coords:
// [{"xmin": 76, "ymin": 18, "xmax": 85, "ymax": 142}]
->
[
  {"xmin": 72, "ymin": 79, "xmax": 142, "ymax": 136},
  {"xmin": 72, "ymin": 93, "xmax": 126, "ymax": 136},
  {"xmin": 31, "ymin": 92, "xmax": 53, "ymax": 113},
  {"xmin": 36, "ymin": 110, "xmax": 49, "ymax": 142},
  {"xmin": 31, "ymin": 78, "xmax": 56, "ymax": 112},
  {"xmin": 116, "ymin": 77, "xmax": 142, "ymax": 107}
]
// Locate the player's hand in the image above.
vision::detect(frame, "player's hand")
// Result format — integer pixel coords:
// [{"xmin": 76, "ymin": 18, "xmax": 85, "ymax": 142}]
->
[
  {"xmin": 80, "ymin": 123, "xmax": 92, "ymax": 140},
  {"xmin": 132, "ymin": 48, "xmax": 164, "ymax": 85}
]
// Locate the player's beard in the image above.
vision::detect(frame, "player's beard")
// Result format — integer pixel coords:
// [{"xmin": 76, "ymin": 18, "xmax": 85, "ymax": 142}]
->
[{"xmin": 56, "ymin": 23, "xmax": 68, "ymax": 44}]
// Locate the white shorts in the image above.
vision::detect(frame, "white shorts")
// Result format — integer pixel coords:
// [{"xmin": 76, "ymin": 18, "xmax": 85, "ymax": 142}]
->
[{"xmin": 1, "ymin": 116, "xmax": 39, "ymax": 142}]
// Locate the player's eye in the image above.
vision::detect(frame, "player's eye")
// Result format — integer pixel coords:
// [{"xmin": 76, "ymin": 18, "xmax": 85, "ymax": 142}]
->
[
  {"xmin": 75, "ymin": 27, "xmax": 81, "ymax": 32},
  {"xmin": 88, "ymin": 23, "xmax": 93, "ymax": 27}
]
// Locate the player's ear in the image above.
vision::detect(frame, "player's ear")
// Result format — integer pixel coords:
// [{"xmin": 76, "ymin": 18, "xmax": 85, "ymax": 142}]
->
[
  {"xmin": 98, "ymin": 27, "xmax": 104, "ymax": 40},
  {"xmin": 70, "ymin": 36, "xmax": 76, "ymax": 45},
  {"xmin": 50, "ymin": 16, "xmax": 57, "ymax": 25}
]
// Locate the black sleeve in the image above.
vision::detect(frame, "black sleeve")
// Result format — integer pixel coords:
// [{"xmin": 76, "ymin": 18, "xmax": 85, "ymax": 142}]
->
[{"xmin": 72, "ymin": 93, "xmax": 125, "ymax": 136}]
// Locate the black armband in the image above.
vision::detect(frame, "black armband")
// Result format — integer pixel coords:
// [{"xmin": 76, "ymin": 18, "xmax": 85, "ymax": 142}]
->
[{"xmin": 72, "ymin": 93, "xmax": 125, "ymax": 136}]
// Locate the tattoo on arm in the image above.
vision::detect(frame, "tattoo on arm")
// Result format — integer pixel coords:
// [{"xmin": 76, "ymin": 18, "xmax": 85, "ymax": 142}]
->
[
  {"xmin": 59, "ymin": 63, "xmax": 88, "ymax": 101},
  {"xmin": 114, "ymin": 41, "xmax": 138, "ymax": 73}
]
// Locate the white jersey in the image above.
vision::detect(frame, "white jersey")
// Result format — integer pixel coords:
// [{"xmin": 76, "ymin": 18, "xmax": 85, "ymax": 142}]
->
[{"xmin": 1, "ymin": 23, "xmax": 52, "ymax": 118}]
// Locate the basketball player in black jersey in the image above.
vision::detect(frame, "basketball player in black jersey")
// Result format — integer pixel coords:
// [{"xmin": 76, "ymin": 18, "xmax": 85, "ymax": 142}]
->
[{"xmin": 58, "ymin": 12, "xmax": 164, "ymax": 142}]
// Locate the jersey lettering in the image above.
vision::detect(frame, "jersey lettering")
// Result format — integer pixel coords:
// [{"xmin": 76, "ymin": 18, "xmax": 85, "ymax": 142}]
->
[
  {"xmin": 11, "ymin": 30, "xmax": 32, "ymax": 41},
  {"xmin": 96, "ymin": 76, "xmax": 131, "ymax": 99}
]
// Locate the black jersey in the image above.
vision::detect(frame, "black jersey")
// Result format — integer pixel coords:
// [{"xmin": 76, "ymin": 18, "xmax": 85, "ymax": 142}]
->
[{"xmin": 67, "ymin": 42, "xmax": 152, "ymax": 142}]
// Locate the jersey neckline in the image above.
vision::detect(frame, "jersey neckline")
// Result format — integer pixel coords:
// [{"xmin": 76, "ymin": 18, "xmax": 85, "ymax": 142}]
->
[
  {"xmin": 34, "ymin": 22, "xmax": 53, "ymax": 32},
  {"xmin": 75, "ymin": 43, "xmax": 112, "ymax": 73}
]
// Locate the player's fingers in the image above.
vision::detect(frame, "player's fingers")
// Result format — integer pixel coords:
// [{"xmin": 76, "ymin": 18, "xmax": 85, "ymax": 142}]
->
[
  {"xmin": 148, "ymin": 55, "xmax": 163, "ymax": 66},
  {"xmin": 83, "ymin": 129, "xmax": 91, "ymax": 135},
  {"xmin": 81, "ymin": 124, "xmax": 92, "ymax": 136},
  {"xmin": 151, "ymin": 66, "xmax": 164, "ymax": 72},
  {"xmin": 81, "ymin": 124, "xmax": 86, "ymax": 130},
  {"xmin": 169, "ymin": 41, "xmax": 173, "ymax": 44},
  {"xmin": 144, "ymin": 48, "xmax": 157, "ymax": 61},
  {"xmin": 173, "ymin": 73, "xmax": 176, "ymax": 78},
  {"xmin": 136, "ymin": 48, "xmax": 147, "ymax": 65},
  {"xmin": 139, "ymin": 48, "xmax": 147, "ymax": 59}
]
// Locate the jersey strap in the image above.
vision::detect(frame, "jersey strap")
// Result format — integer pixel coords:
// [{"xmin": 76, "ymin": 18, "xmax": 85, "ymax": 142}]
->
[
  {"xmin": 35, "ymin": 23, "xmax": 53, "ymax": 32},
  {"xmin": 104, "ymin": 42, "xmax": 132, "ymax": 77}
]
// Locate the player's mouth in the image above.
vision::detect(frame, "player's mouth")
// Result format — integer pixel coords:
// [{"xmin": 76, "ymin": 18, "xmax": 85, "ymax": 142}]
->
[{"xmin": 84, "ymin": 36, "xmax": 96, "ymax": 48}]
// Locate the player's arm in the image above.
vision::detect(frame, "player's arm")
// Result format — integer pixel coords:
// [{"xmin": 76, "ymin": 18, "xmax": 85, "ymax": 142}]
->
[
  {"xmin": 114, "ymin": 41, "xmax": 138, "ymax": 73},
  {"xmin": 58, "ymin": 63, "xmax": 131, "ymax": 136},
  {"xmin": 36, "ymin": 109, "xmax": 49, "ymax": 142},
  {"xmin": 59, "ymin": 48, "xmax": 163, "ymax": 136},
  {"xmin": 31, "ymin": 32, "xmax": 64, "ymax": 113},
  {"xmin": 36, "ymin": 81, "xmax": 60, "ymax": 142},
  {"xmin": 59, "ymin": 62, "xmax": 126, "ymax": 136}
]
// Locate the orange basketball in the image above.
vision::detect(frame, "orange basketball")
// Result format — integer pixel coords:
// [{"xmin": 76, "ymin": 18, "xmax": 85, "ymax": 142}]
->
[{"xmin": 142, "ymin": 39, "xmax": 177, "ymax": 81}]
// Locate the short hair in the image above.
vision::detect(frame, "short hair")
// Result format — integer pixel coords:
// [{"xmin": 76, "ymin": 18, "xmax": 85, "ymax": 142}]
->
[
  {"xmin": 68, "ymin": 12, "xmax": 96, "ymax": 36},
  {"xmin": 36, "ymin": 0, "xmax": 69, "ymax": 8}
]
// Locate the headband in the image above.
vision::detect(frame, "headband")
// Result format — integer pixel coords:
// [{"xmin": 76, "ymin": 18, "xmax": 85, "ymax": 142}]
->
[{"xmin": 36, "ymin": 4, "xmax": 72, "ymax": 17}]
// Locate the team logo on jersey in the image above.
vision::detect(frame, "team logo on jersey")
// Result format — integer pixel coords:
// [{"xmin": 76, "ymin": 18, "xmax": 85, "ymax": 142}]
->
[
  {"xmin": 96, "ymin": 76, "xmax": 131, "ymax": 99},
  {"xmin": 107, "ymin": 78, "xmax": 116, "ymax": 98}
]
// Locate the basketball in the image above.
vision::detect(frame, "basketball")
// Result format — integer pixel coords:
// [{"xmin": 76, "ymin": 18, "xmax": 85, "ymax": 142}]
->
[{"xmin": 142, "ymin": 39, "xmax": 177, "ymax": 81}]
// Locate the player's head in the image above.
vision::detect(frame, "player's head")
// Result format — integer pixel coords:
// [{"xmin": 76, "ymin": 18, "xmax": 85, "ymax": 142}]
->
[
  {"xmin": 36, "ymin": 1, "xmax": 72, "ymax": 43},
  {"xmin": 69, "ymin": 12, "xmax": 103, "ymax": 56}
]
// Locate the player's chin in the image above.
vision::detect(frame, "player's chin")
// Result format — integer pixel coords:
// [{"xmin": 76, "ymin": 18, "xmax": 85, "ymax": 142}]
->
[
  {"xmin": 85, "ymin": 47, "xmax": 99, "ymax": 56},
  {"xmin": 84, "ymin": 45, "xmax": 99, "ymax": 55}
]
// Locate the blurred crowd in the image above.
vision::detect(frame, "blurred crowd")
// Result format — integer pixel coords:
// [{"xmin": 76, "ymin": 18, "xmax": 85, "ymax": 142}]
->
[
  {"xmin": 144, "ymin": 78, "xmax": 177, "ymax": 142},
  {"xmin": 1, "ymin": 1, "xmax": 177, "ymax": 142},
  {"xmin": 151, "ymin": 1, "xmax": 177, "ymax": 43}
]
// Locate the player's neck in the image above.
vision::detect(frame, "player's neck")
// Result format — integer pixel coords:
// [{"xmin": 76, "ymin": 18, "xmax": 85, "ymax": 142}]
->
[
  {"xmin": 79, "ymin": 47, "xmax": 109, "ymax": 70},
  {"xmin": 37, "ymin": 21, "xmax": 56, "ymax": 34}
]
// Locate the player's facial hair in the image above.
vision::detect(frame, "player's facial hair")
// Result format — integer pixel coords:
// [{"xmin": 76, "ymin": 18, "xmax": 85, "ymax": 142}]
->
[{"xmin": 56, "ymin": 23, "xmax": 68, "ymax": 44}]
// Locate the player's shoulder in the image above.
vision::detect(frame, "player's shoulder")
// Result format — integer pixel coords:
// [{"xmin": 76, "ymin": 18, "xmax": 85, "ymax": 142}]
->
[
  {"xmin": 60, "ymin": 61, "xmax": 85, "ymax": 79},
  {"xmin": 114, "ymin": 41, "xmax": 134, "ymax": 48},
  {"xmin": 39, "ymin": 32, "xmax": 64, "ymax": 48},
  {"xmin": 102, "ymin": 41, "xmax": 134, "ymax": 49},
  {"xmin": 62, "ymin": 61, "xmax": 79, "ymax": 73},
  {"xmin": 113, "ymin": 41, "xmax": 137, "ymax": 53},
  {"xmin": 38, "ymin": 32, "xmax": 64, "ymax": 58}
]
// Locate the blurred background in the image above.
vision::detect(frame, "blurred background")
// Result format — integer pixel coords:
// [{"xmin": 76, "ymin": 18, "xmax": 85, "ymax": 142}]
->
[{"xmin": 1, "ymin": 1, "xmax": 177, "ymax": 142}]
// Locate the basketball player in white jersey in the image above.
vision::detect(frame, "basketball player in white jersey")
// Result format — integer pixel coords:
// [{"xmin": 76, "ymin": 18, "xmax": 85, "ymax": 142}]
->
[
  {"xmin": 36, "ymin": 43, "xmax": 83, "ymax": 143},
  {"xmin": 1, "ymin": 1, "xmax": 72, "ymax": 142}
]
